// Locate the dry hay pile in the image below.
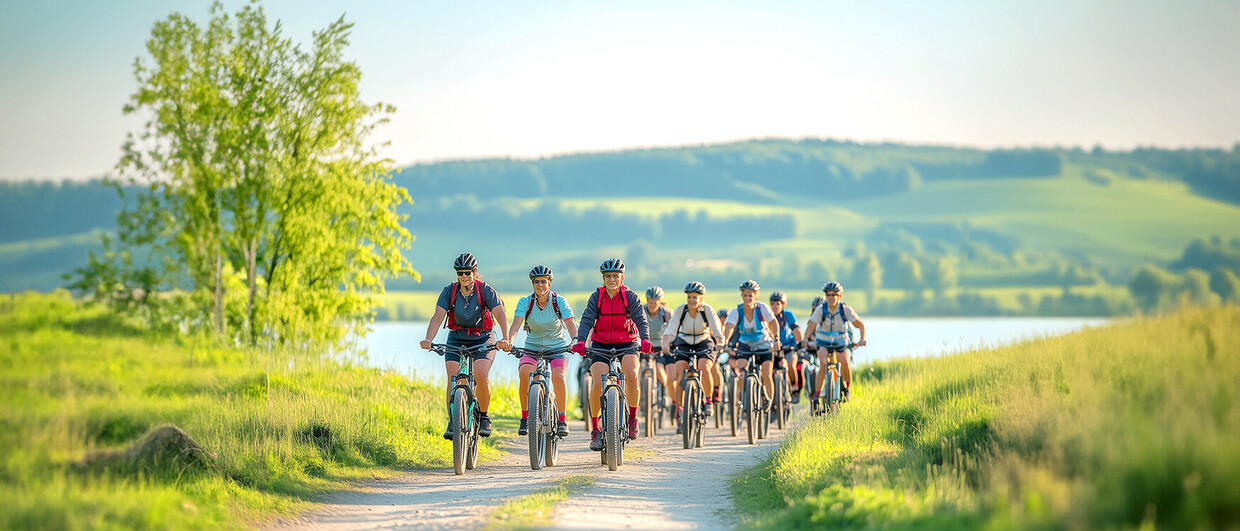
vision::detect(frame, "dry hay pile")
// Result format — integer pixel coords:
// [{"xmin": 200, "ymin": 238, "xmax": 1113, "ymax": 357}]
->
[{"xmin": 81, "ymin": 424, "xmax": 216, "ymax": 474}]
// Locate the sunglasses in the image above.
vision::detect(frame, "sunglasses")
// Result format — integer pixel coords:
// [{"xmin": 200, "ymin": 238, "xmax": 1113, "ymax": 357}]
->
[{"xmin": 456, "ymin": 271, "xmax": 474, "ymax": 277}]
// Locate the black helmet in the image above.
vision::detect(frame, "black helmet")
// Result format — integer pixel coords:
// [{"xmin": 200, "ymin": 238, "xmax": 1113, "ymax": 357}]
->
[
  {"xmin": 739, "ymin": 279, "xmax": 760, "ymax": 292},
  {"xmin": 823, "ymin": 281, "xmax": 844, "ymax": 294},
  {"xmin": 529, "ymin": 264, "xmax": 553, "ymax": 281},
  {"xmin": 811, "ymin": 296, "xmax": 825, "ymax": 309},
  {"xmin": 645, "ymin": 286, "xmax": 664, "ymax": 300},
  {"xmin": 599, "ymin": 257, "xmax": 625, "ymax": 273},
  {"xmin": 769, "ymin": 290, "xmax": 787, "ymax": 303},
  {"xmin": 717, "ymin": 308, "xmax": 730, "ymax": 319},
  {"xmin": 454, "ymin": 252, "xmax": 478, "ymax": 271},
  {"xmin": 683, "ymin": 281, "xmax": 706, "ymax": 294}
]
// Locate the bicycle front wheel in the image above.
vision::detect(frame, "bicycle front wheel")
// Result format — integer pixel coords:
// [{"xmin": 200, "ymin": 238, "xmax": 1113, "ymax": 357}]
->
[
  {"xmin": 774, "ymin": 372, "xmax": 787, "ymax": 430},
  {"xmin": 528, "ymin": 384, "xmax": 546, "ymax": 470},
  {"xmin": 682, "ymin": 380, "xmax": 697, "ymax": 450},
  {"xmin": 728, "ymin": 375, "xmax": 738, "ymax": 437},
  {"xmin": 744, "ymin": 378, "xmax": 758, "ymax": 445},
  {"xmin": 604, "ymin": 387, "xmax": 621, "ymax": 471},
  {"xmin": 451, "ymin": 390, "xmax": 468, "ymax": 475},
  {"xmin": 642, "ymin": 370, "xmax": 655, "ymax": 437}
]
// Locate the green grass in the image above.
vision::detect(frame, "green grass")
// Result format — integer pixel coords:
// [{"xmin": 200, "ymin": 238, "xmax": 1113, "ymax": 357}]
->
[
  {"xmin": 486, "ymin": 475, "xmax": 596, "ymax": 531},
  {"xmin": 0, "ymin": 291, "xmax": 520, "ymax": 529},
  {"xmin": 734, "ymin": 305, "xmax": 1240, "ymax": 529}
]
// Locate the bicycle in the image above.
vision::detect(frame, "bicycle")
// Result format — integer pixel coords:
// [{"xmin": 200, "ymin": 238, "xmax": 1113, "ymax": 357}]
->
[
  {"xmin": 639, "ymin": 353, "xmax": 663, "ymax": 437},
  {"xmin": 718, "ymin": 349, "xmax": 740, "ymax": 437},
  {"xmin": 671, "ymin": 348, "xmax": 711, "ymax": 449},
  {"xmin": 585, "ymin": 346, "xmax": 639, "ymax": 471},
  {"xmin": 511, "ymin": 346, "xmax": 571, "ymax": 470},
  {"xmin": 802, "ymin": 349, "xmax": 821, "ymax": 415},
  {"xmin": 815, "ymin": 341, "xmax": 863, "ymax": 416},
  {"xmin": 576, "ymin": 357, "xmax": 592, "ymax": 432},
  {"xmin": 772, "ymin": 352, "xmax": 791, "ymax": 430},
  {"xmin": 739, "ymin": 351, "xmax": 771, "ymax": 444},
  {"xmin": 428, "ymin": 343, "xmax": 495, "ymax": 475}
]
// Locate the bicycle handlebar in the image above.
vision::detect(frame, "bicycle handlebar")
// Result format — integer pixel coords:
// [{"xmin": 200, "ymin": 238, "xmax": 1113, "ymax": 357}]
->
[
  {"xmin": 584, "ymin": 346, "xmax": 640, "ymax": 358},
  {"xmin": 427, "ymin": 343, "xmax": 496, "ymax": 357},
  {"xmin": 510, "ymin": 346, "xmax": 573, "ymax": 358}
]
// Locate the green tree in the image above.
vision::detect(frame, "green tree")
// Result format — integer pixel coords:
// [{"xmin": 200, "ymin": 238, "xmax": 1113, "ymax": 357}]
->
[
  {"xmin": 850, "ymin": 253, "xmax": 883, "ymax": 292},
  {"xmin": 1181, "ymin": 268, "xmax": 1221, "ymax": 307},
  {"xmin": 1209, "ymin": 267, "xmax": 1240, "ymax": 302},
  {"xmin": 923, "ymin": 256, "xmax": 957, "ymax": 294},
  {"xmin": 1128, "ymin": 265, "xmax": 1178, "ymax": 309},
  {"xmin": 79, "ymin": 2, "xmax": 414, "ymax": 347}
]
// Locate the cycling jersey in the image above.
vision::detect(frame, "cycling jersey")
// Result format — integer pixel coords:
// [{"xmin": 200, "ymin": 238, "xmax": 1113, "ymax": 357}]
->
[
  {"xmin": 436, "ymin": 281, "xmax": 503, "ymax": 341},
  {"xmin": 665, "ymin": 303, "xmax": 725, "ymax": 345},
  {"xmin": 774, "ymin": 309, "xmax": 800, "ymax": 346},
  {"xmin": 645, "ymin": 304, "xmax": 673, "ymax": 349},
  {"xmin": 808, "ymin": 302, "xmax": 860, "ymax": 349},
  {"xmin": 515, "ymin": 293, "xmax": 574, "ymax": 350},
  {"xmin": 725, "ymin": 302, "xmax": 777, "ymax": 350},
  {"xmin": 575, "ymin": 286, "xmax": 650, "ymax": 345}
]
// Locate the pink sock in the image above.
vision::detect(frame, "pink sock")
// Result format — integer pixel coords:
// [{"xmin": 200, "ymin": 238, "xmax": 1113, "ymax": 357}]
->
[
  {"xmin": 521, "ymin": 410, "xmax": 528, "ymax": 420},
  {"xmin": 629, "ymin": 406, "xmax": 638, "ymax": 419},
  {"xmin": 558, "ymin": 413, "xmax": 566, "ymax": 422},
  {"xmin": 591, "ymin": 417, "xmax": 600, "ymax": 431}
]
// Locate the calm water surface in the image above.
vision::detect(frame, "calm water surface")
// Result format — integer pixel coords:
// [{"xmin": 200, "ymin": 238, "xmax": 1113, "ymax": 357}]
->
[{"xmin": 361, "ymin": 317, "xmax": 1109, "ymax": 385}]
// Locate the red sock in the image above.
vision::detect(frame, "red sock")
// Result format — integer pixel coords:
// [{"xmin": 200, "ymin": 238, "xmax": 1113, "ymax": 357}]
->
[
  {"xmin": 521, "ymin": 410, "xmax": 528, "ymax": 420},
  {"xmin": 591, "ymin": 417, "xmax": 600, "ymax": 431},
  {"xmin": 558, "ymin": 413, "xmax": 566, "ymax": 422},
  {"xmin": 629, "ymin": 406, "xmax": 638, "ymax": 419}
]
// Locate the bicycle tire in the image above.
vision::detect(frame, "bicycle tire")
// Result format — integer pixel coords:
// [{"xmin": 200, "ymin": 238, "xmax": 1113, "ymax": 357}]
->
[
  {"xmin": 774, "ymin": 372, "xmax": 787, "ymax": 430},
  {"xmin": 605, "ymin": 387, "xmax": 621, "ymax": 471},
  {"xmin": 728, "ymin": 374, "xmax": 738, "ymax": 437},
  {"xmin": 745, "ymin": 377, "xmax": 757, "ymax": 445},
  {"xmin": 451, "ymin": 390, "xmax": 467, "ymax": 475},
  {"xmin": 466, "ymin": 416, "xmax": 480, "ymax": 469},
  {"xmin": 546, "ymin": 393, "xmax": 559, "ymax": 467},
  {"xmin": 682, "ymin": 378, "xmax": 696, "ymax": 449},
  {"xmin": 528, "ymin": 384, "xmax": 546, "ymax": 470},
  {"xmin": 579, "ymin": 364, "xmax": 592, "ymax": 431},
  {"xmin": 826, "ymin": 367, "xmax": 839, "ymax": 416},
  {"xmin": 642, "ymin": 370, "xmax": 655, "ymax": 437}
]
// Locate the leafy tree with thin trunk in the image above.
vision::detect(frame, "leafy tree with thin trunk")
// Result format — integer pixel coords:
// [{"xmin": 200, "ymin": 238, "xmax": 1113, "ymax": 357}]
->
[{"xmin": 72, "ymin": 2, "xmax": 415, "ymax": 348}]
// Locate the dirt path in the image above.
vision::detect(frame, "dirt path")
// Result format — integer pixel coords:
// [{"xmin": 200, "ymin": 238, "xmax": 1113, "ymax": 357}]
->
[{"xmin": 269, "ymin": 414, "xmax": 792, "ymax": 530}]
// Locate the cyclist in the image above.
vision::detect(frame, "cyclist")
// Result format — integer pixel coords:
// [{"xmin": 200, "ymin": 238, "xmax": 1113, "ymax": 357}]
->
[
  {"xmin": 507, "ymin": 265, "xmax": 578, "ymax": 439},
  {"xmin": 662, "ymin": 281, "xmax": 725, "ymax": 434},
  {"xmin": 768, "ymin": 291, "xmax": 805, "ymax": 403},
  {"xmin": 420, "ymin": 252, "xmax": 510, "ymax": 439},
  {"xmin": 802, "ymin": 281, "xmax": 867, "ymax": 402},
  {"xmin": 722, "ymin": 280, "xmax": 782, "ymax": 406},
  {"xmin": 644, "ymin": 287, "xmax": 674, "ymax": 423},
  {"xmin": 572, "ymin": 258, "xmax": 653, "ymax": 450}
]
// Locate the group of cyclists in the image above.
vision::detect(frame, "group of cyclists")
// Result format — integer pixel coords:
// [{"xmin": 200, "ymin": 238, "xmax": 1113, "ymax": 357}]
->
[{"xmin": 420, "ymin": 252, "xmax": 867, "ymax": 454}]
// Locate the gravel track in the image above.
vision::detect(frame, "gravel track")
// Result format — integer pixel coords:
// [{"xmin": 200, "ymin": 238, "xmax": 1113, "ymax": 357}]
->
[{"xmin": 268, "ymin": 412, "xmax": 794, "ymax": 530}]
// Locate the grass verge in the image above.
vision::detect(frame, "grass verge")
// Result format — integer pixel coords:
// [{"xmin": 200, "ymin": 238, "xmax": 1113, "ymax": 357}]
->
[
  {"xmin": 487, "ymin": 475, "xmax": 596, "ymax": 531},
  {"xmin": 733, "ymin": 305, "xmax": 1240, "ymax": 529},
  {"xmin": 0, "ymin": 291, "xmax": 519, "ymax": 529}
]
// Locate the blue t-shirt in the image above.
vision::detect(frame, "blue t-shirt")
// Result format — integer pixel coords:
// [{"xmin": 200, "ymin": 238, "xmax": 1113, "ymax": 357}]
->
[
  {"xmin": 515, "ymin": 293, "xmax": 575, "ymax": 350},
  {"xmin": 774, "ymin": 309, "xmax": 800, "ymax": 346},
  {"xmin": 435, "ymin": 281, "xmax": 503, "ymax": 341}
]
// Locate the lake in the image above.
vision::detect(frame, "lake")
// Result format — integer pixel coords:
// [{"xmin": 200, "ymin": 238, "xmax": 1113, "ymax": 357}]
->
[{"xmin": 360, "ymin": 317, "xmax": 1109, "ymax": 385}]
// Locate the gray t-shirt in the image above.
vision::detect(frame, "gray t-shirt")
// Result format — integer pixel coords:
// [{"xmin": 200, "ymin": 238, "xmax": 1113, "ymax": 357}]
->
[
  {"xmin": 645, "ymin": 305, "xmax": 673, "ymax": 348},
  {"xmin": 436, "ymin": 281, "xmax": 503, "ymax": 341}
]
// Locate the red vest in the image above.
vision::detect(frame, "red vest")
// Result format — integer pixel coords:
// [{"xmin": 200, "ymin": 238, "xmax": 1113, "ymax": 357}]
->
[
  {"xmin": 446, "ymin": 280, "xmax": 493, "ymax": 336},
  {"xmin": 593, "ymin": 286, "xmax": 639, "ymax": 344}
]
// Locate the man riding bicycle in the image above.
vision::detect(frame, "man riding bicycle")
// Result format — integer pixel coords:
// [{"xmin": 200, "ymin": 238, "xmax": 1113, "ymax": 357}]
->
[
  {"xmin": 420, "ymin": 252, "xmax": 510, "ymax": 439},
  {"xmin": 572, "ymin": 258, "xmax": 653, "ymax": 450},
  {"xmin": 507, "ymin": 265, "xmax": 578, "ymax": 439},
  {"xmin": 802, "ymin": 281, "xmax": 867, "ymax": 402}
]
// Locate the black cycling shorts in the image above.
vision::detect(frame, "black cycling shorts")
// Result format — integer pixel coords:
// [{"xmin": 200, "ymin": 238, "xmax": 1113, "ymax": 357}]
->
[
  {"xmin": 672, "ymin": 338, "xmax": 715, "ymax": 362},
  {"xmin": 655, "ymin": 353, "xmax": 676, "ymax": 366},
  {"xmin": 443, "ymin": 334, "xmax": 495, "ymax": 363},
  {"xmin": 815, "ymin": 341, "xmax": 850, "ymax": 354},
  {"xmin": 589, "ymin": 340, "xmax": 639, "ymax": 366},
  {"xmin": 734, "ymin": 343, "xmax": 773, "ymax": 364}
]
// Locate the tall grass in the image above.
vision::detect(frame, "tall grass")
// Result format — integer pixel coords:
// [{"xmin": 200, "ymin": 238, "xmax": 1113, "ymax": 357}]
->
[
  {"xmin": 0, "ymin": 292, "xmax": 518, "ymax": 528},
  {"xmin": 735, "ymin": 306, "xmax": 1240, "ymax": 529}
]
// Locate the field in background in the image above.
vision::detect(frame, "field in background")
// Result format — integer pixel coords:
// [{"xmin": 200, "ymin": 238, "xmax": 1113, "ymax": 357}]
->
[{"xmin": 734, "ymin": 305, "xmax": 1240, "ymax": 529}]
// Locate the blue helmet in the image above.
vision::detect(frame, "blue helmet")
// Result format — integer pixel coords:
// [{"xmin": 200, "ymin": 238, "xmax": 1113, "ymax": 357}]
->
[{"xmin": 600, "ymin": 258, "xmax": 626, "ymax": 273}]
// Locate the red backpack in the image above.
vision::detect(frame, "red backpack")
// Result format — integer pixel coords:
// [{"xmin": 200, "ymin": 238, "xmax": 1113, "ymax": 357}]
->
[{"xmin": 445, "ymin": 280, "xmax": 494, "ymax": 336}]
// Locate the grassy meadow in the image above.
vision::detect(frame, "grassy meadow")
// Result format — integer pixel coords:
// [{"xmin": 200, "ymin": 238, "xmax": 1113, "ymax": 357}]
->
[
  {"xmin": 0, "ymin": 291, "xmax": 519, "ymax": 529},
  {"xmin": 734, "ymin": 305, "xmax": 1240, "ymax": 529}
]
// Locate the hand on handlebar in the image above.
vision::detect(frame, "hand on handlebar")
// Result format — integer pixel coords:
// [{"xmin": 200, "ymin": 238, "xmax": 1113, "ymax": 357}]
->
[
  {"xmin": 572, "ymin": 340, "xmax": 586, "ymax": 356},
  {"xmin": 640, "ymin": 339, "xmax": 653, "ymax": 354},
  {"xmin": 497, "ymin": 339, "xmax": 511, "ymax": 351},
  {"xmin": 854, "ymin": 339, "xmax": 866, "ymax": 348},
  {"xmin": 420, "ymin": 339, "xmax": 433, "ymax": 350}
]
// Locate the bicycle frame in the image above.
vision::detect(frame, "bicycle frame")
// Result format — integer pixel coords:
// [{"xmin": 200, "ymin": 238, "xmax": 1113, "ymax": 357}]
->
[
  {"xmin": 513, "ymin": 346, "xmax": 570, "ymax": 470},
  {"xmin": 586, "ymin": 346, "xmax": 638, "ymax": 471},
  {"xmin": 428, "ymin": 342, "xmax": 494, "ymax": 475},
  {"xmin": 671, "ymin": 348, "xmax": 711, "ymax": 449}
]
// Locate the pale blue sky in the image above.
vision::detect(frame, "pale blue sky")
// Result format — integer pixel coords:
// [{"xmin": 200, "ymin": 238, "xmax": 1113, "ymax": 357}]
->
[{"xmin": 1, "ymin": 1, "xmax": 1237, "ymax": 180}]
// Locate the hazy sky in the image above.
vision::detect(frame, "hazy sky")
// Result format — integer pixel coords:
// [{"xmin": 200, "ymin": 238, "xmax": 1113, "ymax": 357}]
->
[{"xmin": 1, "ymin": 0, "xmax": 1237, "ymax": 180}]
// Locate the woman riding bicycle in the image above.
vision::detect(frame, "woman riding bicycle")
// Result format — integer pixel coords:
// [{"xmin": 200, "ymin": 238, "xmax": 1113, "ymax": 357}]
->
[
  {"xmin": 768, "ymin": 291, "xmax": 805, "ymax": 403},
  {"xmin": 802, "ymin": 281, "xmax": 867, "ymax": 402},
  {"xmin": 507, "ymin": 265, "xmax": 578, "ymax": 439},
  {"xmin": 420, "ymin": 252, "xmax": 510, "ymax": 439},
  {"xmin": 722, "ymin": 280, "xmax": 782, "ymax": 404},
  {"xmin": 572, "ymin": 258, "xmax": 653, "ymax": 450},
  {"xmin": 644, "ymin": 286, "xmax": 674, "ymax": 422},
  {"xmin": 662, "ymin": 281, "xmax": 725, "ymax": 434}
]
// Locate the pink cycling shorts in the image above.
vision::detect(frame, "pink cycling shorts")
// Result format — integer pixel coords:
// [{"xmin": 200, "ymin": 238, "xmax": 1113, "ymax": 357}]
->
[{"xmin": 519, "ymin": 356, "xmax": 568, "ymax": 369}]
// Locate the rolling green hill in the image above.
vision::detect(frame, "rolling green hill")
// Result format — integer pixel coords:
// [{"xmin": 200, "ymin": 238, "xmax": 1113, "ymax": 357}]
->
[{"xmin": 3, "ymin": 139, "xmax": 1239, "ymax": 316}]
